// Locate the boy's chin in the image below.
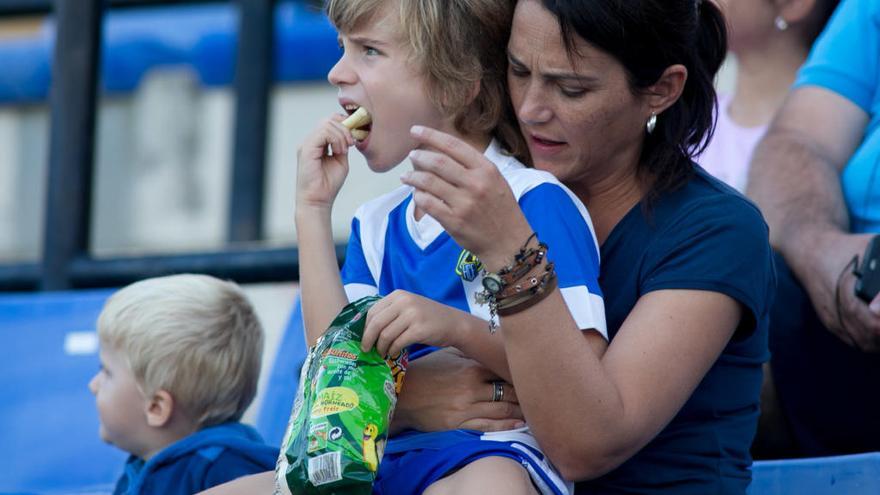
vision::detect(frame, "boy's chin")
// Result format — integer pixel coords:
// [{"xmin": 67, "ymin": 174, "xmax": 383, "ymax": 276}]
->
[
  {"xmin": 365, "ymin": 159, "xmax": 401, "ymax": 173},
  {"xmin": 98, "ymin": 425, "xmax": 112, "ymax": 444}
]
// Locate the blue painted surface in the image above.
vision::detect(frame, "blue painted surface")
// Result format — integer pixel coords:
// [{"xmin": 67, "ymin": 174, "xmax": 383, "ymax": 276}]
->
[
  {"xmin": 255, "ymin": 295, "xmax": 305, "ymax": 448},
  {"xmin": 0, "ymin": 1, "xmax": 341, "ymax": 105},
  {"xmin": 4, "ymin": 286, "xmax": 879, "ymax": 492},
  {"xmin": 749, "ymin": 452, "xmax": 880, "ymax": 494},
  {"xmin": 0, "ymin": 289, "xmax": 125, "ymax": 494}
]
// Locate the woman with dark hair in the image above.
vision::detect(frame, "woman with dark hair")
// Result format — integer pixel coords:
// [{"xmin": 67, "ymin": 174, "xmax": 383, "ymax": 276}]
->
[{"xmin": 394, "ymin": 0, "xmax": 775, "ymax": 492}]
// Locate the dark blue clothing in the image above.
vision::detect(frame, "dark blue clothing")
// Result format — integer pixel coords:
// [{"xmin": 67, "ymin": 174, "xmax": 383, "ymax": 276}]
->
[
  {"xmin": 113, "ymin": 422, "xmax": 277, "ymax": 495},
  {"xmin": 576, "ymin": 167, "xmax": 775, "ymax": 494},
  {"xmin": 769, "ymin": 251, "xmax": 880, "ymax": 455}
]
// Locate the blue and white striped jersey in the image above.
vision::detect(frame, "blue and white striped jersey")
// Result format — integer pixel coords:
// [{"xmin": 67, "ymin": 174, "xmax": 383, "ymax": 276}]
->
[{"xmin": 340, "ymin": 140, "xmax": 606, "ymax": 337}]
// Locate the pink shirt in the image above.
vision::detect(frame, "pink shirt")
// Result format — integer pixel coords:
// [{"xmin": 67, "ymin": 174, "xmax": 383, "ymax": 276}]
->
[{"xmin": 697, "ymin": 94, "xmax": 768, "ymax": 193}]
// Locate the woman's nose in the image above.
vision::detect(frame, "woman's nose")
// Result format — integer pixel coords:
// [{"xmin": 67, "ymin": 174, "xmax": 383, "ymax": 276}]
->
[{"xmin": 517, "ymin": 83, "xmax": 552, "ymax": 125}]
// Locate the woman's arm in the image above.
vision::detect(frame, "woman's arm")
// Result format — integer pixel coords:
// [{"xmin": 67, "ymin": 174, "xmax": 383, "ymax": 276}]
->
[
  {"xmin": 390, "ymin": 347, "xmax": 524, "ymax": 434},
  {"xmin": 499, "ymin": 288, "xmax": 739, "ymax": 479}
]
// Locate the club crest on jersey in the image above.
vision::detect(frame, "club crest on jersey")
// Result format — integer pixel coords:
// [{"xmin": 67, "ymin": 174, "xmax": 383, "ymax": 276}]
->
[{"xmin": 455, "ymin": 249, "xmax": 483, "ymax": 282}]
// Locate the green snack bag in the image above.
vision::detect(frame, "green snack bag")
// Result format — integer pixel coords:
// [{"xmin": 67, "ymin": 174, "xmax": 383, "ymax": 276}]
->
[{"xmin": 275, "ymin": 296, "xmax": 408, "ymax": 494}]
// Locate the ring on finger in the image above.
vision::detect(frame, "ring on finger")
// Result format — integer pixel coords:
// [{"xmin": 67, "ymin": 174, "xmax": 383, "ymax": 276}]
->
[{"xmin": 491, "ymin": 381, "xmax": 504, "ymax": 402}]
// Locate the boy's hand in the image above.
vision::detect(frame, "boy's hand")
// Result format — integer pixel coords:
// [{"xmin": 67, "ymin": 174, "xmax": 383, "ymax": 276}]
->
[
  {"xmin": 296, "ymin": 114, "xmax": 355, "ymax": 210},
  {"xmin": 361, "ymin": 290, "xmax": 467, "ymax": 357}
]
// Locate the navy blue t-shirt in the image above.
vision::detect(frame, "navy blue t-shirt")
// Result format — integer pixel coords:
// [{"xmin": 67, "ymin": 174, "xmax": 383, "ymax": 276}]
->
[{"xmin": 576, "ymin": 167, "xmax": 774, "ymax": 494}]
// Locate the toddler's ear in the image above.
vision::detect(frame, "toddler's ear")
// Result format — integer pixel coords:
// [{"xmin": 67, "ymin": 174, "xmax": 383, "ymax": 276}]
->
[{"xmin": 145, "ymin": 389, "xmax": 174, "ymax": 427}]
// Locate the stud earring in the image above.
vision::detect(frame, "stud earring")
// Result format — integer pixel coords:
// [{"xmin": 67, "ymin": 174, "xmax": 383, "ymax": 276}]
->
[
  {"xmin": 646, "ymin": 113, "xmax": 657, "ymax": 135},
  {"xmin": 775, "ymin": 16, "xmax": 788, "ymax": 31}
]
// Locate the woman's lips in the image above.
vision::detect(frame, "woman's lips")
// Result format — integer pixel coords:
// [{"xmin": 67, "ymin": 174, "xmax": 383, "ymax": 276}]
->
[{"xmin": 528, "ymin": 134, "xmax": 566, "ymax": 155}]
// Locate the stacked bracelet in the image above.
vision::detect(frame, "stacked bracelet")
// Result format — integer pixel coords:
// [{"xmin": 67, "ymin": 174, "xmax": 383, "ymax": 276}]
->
[{"xmin": 475, "ymin": 233, "xmax": 558, "ymax": 332}]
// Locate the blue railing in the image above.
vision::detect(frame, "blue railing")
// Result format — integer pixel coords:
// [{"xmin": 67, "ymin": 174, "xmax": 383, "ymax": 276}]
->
[{"xmin": 0, "ymin": 0, "xmax": 342, "ymax": 291}]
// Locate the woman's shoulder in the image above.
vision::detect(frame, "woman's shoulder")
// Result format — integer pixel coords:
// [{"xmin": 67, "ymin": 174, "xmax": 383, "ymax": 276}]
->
[{"xmin": 662, "ymin": 166, "xmax": 766, "ymax": 228}]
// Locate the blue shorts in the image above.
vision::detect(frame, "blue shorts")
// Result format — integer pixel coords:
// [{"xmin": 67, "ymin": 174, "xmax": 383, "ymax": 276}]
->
[{"xmin": 373, "ymin": 427, "xmax": 572, "ymax": 495}]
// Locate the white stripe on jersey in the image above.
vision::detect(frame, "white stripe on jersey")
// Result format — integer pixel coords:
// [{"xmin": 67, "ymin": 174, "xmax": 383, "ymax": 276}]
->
[
  {"xmin": 351, "ymin": 186, "xmax": 410, "ymax": 288},
  {"xmin": 561, "ymin": 286, "xmax": 608, "ymax": 339},
  {"xmin": 344, "ymin": 282, "xmax": 379, "ymax": 303}
]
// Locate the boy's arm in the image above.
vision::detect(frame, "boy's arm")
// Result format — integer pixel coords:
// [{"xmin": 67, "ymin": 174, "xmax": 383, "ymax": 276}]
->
[
  {"xmin": 296, "ymin": 205, "xmax": 350, "ymax": 347},
  {"xmin": 295, "ymin": 115, "xmax": 358, "ymax": 346},
  {"xmin": 361, "ymin": 290, "xmax": 514, "ymax": 381},
  {"xmin": 195, "ymin": 471, "xmax": 274, "ymax": 494}
]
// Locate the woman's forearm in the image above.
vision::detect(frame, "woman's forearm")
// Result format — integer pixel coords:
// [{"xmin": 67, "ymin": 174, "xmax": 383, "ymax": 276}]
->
[
  {"xmin": 499, "ymin": 291, "xmax": 626, "ymax": 479},
  {"xmin": 451, "ymin": 314, "xmax": 513, "ymax": 382},
  {"xmin": 500, "ymin": 288, "xmax": 739, "ymax": 481},
  {"xmin": 296, "ymin": 206, "xmax": 350, "ymax": 346}
]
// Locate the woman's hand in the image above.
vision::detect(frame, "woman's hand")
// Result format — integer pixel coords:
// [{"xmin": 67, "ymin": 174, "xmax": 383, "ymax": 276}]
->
[
  {"xmin": 361, "ymin": 290, "xmax": 470, "ymax": 357},
  {"xmin": 296, "ymin": 114, "xmax": 355, "ymax": 211},
  {"xmin": 402, "ymin": 126, "xmax": 534, "ymax": 272},
  {"xmin": 392, "ymin": 347, "xmax": 524, "ymax": 434}
]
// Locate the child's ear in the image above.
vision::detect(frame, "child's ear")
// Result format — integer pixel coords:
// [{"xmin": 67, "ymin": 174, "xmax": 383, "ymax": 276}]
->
[{"xmin": 144, "ymin": 389, "xmax": 175, "ymax": 428}]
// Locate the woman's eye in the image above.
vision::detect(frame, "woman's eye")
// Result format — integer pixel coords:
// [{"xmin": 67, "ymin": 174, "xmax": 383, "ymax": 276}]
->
[
  {"xmin": 560, "ymin": 87, "xmax": 587, "ymax": 98},
  {"xmin": 364, "ymin": 46, "xmax": 380, "ymax": 56},
  {"xmin": 509, "ymin": 66, "xmax": 529, "ymax": 78}
]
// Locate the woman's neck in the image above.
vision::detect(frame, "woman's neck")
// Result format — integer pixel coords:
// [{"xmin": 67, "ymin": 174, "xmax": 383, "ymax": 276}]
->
[
  {"xmin": 729, "ymin": 38, "xmax": 809, "ymax": 127},
  {"xmin": 568, "ymin": 166, "xmax": 645, "ymax": 246}
]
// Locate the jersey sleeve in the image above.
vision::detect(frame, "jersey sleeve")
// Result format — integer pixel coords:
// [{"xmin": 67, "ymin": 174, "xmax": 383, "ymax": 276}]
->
[
  {"xmin": 641, "ymin": 197, "xmax": 775, "ymax": 337},
  {"xmin": 794, "ymin": 0, "xmax": 880, "ymax": 112},
  {"xmin": 339, "ymin": 216, "xmax": 379, "ymax": 302},
  {"xmin": 518, "ymin": 183, "xmax": 606, "ymax": 338}
]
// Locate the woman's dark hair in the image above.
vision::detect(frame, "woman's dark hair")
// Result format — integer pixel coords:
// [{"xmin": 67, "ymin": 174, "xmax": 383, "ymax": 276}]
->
[
  {"xmin": 803, "ymin": 0, "xmax": 840, "ymax": 47},
  {"xmin": 542, "ymin": 0, "xmax": 727, "ymax": 195}
]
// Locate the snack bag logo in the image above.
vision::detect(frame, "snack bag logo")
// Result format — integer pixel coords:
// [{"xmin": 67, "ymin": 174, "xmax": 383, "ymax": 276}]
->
[
  {"xmin": 311, "ymin": 387, "xmax": 360, "ymax": 417},
  {"xmin": 455, "ymin": 249, "xmax": 483, "ymax": 282},
  {"xmin": 322, "ymin": 348, "xmax": 358, "ymax": 361}
]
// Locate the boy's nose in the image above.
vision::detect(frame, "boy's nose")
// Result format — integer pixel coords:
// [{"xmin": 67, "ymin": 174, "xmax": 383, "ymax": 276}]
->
[
  {"xmin": 327, "ymin": 55, "xmax": 356, "ymax": 87},
  {"xmin": 88, "ymin": 374, "xmax": 99, "ymax": 395}
]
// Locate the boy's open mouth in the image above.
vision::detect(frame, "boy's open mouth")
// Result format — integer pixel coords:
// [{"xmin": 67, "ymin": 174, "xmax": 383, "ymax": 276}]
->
[{"xmin": 342, "ymin": 105, "xmax": 372, "ymax": 140}]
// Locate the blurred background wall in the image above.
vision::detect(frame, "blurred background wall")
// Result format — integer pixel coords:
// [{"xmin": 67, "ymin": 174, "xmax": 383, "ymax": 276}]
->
[{"xmin": 0, "ymin": 2, "xmax": 735, "ymax": 265}]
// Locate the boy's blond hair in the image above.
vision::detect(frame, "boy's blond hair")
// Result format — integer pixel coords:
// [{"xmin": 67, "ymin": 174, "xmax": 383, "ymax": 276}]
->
[
  {"xmin": 327, "ymin": 0, "xmax": 527, "ymax": 161},
  {"xmin": 97, "ymin": 274, "xmax": 263, "ymax": 429}
]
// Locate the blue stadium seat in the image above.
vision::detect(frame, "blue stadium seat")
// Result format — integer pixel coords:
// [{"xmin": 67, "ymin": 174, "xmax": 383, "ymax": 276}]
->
[
  {"xmin": 0, "ymin": 289, "xmax": 126, "ymax": 494},
  {"xmin": 0, "ymin": 1, "xmax": 341, "ymax": 105},
  {"xmin": 255, "ymin": 295, "xmax": 307, "ymax": 448},
  {"xmin": 749, "ymin": 452, "xmax": 880, "ymax": 494}
]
